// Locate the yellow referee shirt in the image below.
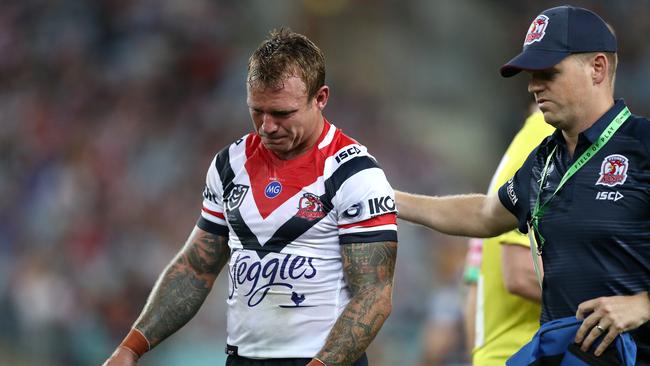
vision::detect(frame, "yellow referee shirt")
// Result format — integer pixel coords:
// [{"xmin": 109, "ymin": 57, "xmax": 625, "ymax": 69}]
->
[{"xmin": 472, "ymin": 111, "xmax": 554, "ymax": 365}]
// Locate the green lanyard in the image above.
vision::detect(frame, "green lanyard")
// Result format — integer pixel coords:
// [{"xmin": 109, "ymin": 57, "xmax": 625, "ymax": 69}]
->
[{"xmin": 530, "ymin": 106, "xmax": 631, "ymax": 254}]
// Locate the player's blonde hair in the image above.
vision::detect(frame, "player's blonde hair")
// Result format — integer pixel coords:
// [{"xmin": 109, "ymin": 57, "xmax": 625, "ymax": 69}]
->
[{"xmin": 247, "ymin": 28, "xmax": 325, "ymax": 100}]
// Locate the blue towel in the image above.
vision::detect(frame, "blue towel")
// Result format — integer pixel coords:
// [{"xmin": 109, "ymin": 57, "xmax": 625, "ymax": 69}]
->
[{"xmin": 507, "ymin": 316, "xmax": 636, "ymax": 366}]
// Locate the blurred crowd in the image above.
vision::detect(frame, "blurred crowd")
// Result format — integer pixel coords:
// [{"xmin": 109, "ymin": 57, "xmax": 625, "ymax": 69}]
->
[{"xmin": 1, "ymin": 0, "xmax": 649, "ymax": 365}]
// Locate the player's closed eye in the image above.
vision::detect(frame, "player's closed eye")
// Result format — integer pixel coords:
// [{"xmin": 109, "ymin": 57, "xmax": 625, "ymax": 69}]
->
[{"xmin": 271, "ymin": 110, "xmax": 295, "ymax": 118}]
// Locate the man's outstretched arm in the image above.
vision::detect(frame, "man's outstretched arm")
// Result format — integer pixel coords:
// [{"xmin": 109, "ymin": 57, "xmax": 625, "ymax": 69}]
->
[
  {"xmin": 310, "ymin": 241, "xmax": 397, "ymax": 366},
  {"xmin": 395, "ymin": 191, "xmax": 518, "ymax": 238},
  {"xmin": 103, "ymin": 226, "xmax": 230, "ymax": 365}
]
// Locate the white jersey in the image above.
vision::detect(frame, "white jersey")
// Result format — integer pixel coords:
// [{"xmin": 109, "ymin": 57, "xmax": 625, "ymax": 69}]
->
[{"xmin": 198, "ymin": 120, "xmax": 397, "ymax": 359}]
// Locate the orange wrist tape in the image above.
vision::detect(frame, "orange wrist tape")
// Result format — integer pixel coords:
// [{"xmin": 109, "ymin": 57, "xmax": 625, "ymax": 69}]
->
[{"xmin": 119, "ymin": 328, "xmax": 150, "ymax": 358}]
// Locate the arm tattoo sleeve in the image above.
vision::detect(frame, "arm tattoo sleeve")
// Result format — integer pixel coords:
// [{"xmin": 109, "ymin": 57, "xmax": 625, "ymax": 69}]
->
[
  {"xmin": 316, "ymin": 241, "xmax": 397, "ymax": 366},
  {"xmin": 133, "ymin": 228, "xmax": 230, "ymax": 348}
]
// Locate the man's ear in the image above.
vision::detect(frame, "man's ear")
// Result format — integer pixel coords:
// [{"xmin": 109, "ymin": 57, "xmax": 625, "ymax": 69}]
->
[{"xmin": 591, "ymin": 53, "xmax": 608, "ymax": 85}]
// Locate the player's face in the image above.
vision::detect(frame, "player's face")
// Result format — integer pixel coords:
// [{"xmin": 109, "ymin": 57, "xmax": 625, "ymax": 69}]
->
[
  {"xmin": 247, "ymin": 76, "xmax": 328, "ymax": 160},
  {"xmin": 527, "ymin": 55, "xmax": 592, "ymax": 130}
]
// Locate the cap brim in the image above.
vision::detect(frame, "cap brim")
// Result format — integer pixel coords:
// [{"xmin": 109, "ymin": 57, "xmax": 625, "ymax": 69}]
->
[{"xmin": 500, "ymin": 49, "xmax": 570, "ymax": 77}]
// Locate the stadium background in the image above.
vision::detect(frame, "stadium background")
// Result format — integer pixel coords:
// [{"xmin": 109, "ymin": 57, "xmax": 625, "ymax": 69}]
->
[{"xmin": 1, "ymin": 0, "xmax": 649, "ymax": 365}]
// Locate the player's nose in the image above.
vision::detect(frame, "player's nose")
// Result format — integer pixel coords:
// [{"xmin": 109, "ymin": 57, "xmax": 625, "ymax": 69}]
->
[{"xmin": 260, "ymin": 114, "xmax": 279, "ymax": 135}]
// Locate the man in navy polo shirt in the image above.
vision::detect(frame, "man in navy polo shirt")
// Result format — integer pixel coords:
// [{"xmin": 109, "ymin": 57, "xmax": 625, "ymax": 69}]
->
[{"xmin": 396, "ymin": 5, "xmax": 650, "ymax": 364}]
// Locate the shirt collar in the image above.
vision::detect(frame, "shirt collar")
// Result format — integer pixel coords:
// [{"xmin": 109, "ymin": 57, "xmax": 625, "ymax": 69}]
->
[
  {"xmin": 548, "ymin": 99, "xmax": 627, "ymax": 146},
  {"xmin": 582, "ymin": 99, "xmax": 627, "ymax": 143}
]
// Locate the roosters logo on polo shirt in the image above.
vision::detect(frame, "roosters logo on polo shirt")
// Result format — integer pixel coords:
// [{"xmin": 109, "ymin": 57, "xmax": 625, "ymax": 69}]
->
[
  {"xmin": 524, "ymin": 15, "xmax": 549, "ymax": 46},
  {"xmin": 596, "ymin": 154, "xmax": 628, "ymax": 187}
]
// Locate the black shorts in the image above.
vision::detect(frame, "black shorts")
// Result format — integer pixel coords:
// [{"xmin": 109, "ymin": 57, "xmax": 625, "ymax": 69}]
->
[{"xmin": 226, "ymin": 353, "xmax": 369, "ymax": 366}]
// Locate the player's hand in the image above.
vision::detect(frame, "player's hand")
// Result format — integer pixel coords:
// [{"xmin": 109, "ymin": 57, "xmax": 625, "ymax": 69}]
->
[
  {"xmin": 102, "ymin": 346, "xmax": 139, "ymax": 366},
  {"xmin": 574, "ymin": 292, "xmax": 650, "ymax": 356}
]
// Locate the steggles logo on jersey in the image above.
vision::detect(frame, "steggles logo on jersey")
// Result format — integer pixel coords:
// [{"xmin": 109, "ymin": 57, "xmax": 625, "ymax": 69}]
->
[
  {"xmin": 596, "ymin": 154, "xmax": 628, "ymax": 187},
  {"xmin": 225, "ymin": 184, "xmax": 249, "ymax": 211},
  {"xmin": 524, "ymin": 15, "xmax": 549, "ymax": 46},
  {"xmin": 368, "ymin": 196, "xmax": 396, "ymax": 216},
  {"xmin": 265, "ymin": 181, "xmax": 282, "ymax": 198},
  {"xmin": 228, "ymin": 250, "xmax": 317, "ymax": 307},
  {"xmin": 295, "ymin": 193, "xmax": 326, "ymax": 220}
]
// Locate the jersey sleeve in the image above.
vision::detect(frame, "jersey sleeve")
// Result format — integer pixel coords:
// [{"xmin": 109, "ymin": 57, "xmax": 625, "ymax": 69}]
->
[
  {"xmin": 497, "ymin": 148, "xmax": 537, "ymax": 234},
  {"xmin": 334, "ymin": 158, "xmax": 398, "ymax": 245},
  {"xmin": 196, "ymin": 153, "xmax": 229, "ymax": 236}
]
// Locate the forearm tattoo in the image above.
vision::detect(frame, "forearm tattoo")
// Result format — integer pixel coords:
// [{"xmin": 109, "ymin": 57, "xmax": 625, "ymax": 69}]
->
[
  {"xmin": 317, "ymin": 241, "xmax": 397, "ymax": 365},
  {"xmin": 134, "ymin": 231, "xmax": 229, "ymax": 347}
]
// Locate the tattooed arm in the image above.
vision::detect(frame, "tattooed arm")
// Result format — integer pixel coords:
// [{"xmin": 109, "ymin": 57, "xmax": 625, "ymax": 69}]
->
[
  {"xmin": 312, "ymin": 241, "xmax": 397, "ymax": 366},
  {"xmin": 103, "ymin": 226, "xmax": 230, "ymax": 366}
]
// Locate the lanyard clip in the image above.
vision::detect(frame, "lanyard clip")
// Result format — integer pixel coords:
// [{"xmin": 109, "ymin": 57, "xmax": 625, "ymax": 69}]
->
[{"xmin": 530, "ymin": 216, "xmax": 545, "ymax": 255}]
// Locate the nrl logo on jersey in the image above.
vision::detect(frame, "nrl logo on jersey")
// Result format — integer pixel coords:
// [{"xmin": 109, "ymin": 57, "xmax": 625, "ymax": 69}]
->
[
  {"xmin": 225, "ymin": 184, "xmax": 249, "ymax": 211},
  {"xmin": 295, "ymin": 193, "xmax": 326, "ymax": 221},
  {"xmin": 596, "ymin": 154, "xmax": 628, "ymax": 187}
]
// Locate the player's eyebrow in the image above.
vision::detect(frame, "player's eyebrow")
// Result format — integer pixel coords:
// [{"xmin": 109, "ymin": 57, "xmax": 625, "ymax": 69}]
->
[{"xmin": 250, "ymin": 107, "xmax": 298, "ymax": 115}]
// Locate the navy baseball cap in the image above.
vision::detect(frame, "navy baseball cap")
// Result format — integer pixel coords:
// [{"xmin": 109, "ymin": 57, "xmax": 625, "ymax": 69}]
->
[{"xmin": 500, "ymin": 5, "xmax": 617, "ymax": 77}]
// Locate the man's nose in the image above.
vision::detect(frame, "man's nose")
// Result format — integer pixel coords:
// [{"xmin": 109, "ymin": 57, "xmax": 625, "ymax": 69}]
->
[
  {"xmin": 261, "ymin": 114, "xmax": 279, "ymax": 134},
  {"xmin": 528, "ymin": 78, "xmax": 544, "ymax": 94}
]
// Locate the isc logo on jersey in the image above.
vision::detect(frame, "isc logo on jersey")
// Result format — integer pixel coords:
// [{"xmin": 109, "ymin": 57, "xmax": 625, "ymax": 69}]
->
[
  {"xmin": 334, "ymin": 146, "xmax": 362, "ymax": 164},
  {"xmin": 595, "ymin": 191, "xmax": 624, "ymax": 202},
  {"xmin": 265, "ymin": 181, "xmax": 282, "ymax": 198}
]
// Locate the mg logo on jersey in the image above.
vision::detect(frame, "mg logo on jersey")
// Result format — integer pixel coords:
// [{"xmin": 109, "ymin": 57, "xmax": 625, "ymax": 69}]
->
[
  {"xmin": 225, "ymin": 184, "xmax": 249, "ymax": 211},
  {"xmin": 596, "ymin": 154, "xmax": 628, "ymax": 187},
  {"xmin": 264, "ymin": 181, "xmax": 282, "ymax": 198},
  {"xmin": 368, "ymin": 196, "xmax": 396, "ymax": 215},
  {"xmin": 524, "ymin": 15, "xmax": 549, "ymax": 46}
]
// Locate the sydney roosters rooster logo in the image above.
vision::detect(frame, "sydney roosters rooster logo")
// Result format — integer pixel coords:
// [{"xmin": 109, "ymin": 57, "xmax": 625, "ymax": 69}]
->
[
  {"xmin": 596, "ymin": 154, "xmax": 628, "ymax": 187},
  {"xmin": 524, "ymin": 15, "xmax": 549, "ymax": 46},
  {"xmin": 295, "ymin": 193, "xmax": 326, "ymax": 221}
]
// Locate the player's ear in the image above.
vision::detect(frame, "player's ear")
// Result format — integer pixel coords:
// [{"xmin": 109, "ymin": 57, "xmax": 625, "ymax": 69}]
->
[{"xmin": 313, "ymin": 85, "xmax": 329, "ymax": 111}]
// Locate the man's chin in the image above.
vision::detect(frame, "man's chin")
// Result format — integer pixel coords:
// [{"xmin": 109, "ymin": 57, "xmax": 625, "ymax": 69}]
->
[
  {"xmin": 262, "ymin": 141, "xmax": 289, "ymax": 154},
  {"xmin": 541, "ymin": 111, "xmax": 560, "ymax": 127}
]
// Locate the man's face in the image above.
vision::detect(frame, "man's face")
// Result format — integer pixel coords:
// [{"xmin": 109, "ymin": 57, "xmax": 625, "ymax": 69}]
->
[
  {"xmin": 247, "ymin": 76, "xmax": 326, "ymax": 159},
  {"xmin": 526, "ymin": 55, "xmax": 593, "ymax": 129}
]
